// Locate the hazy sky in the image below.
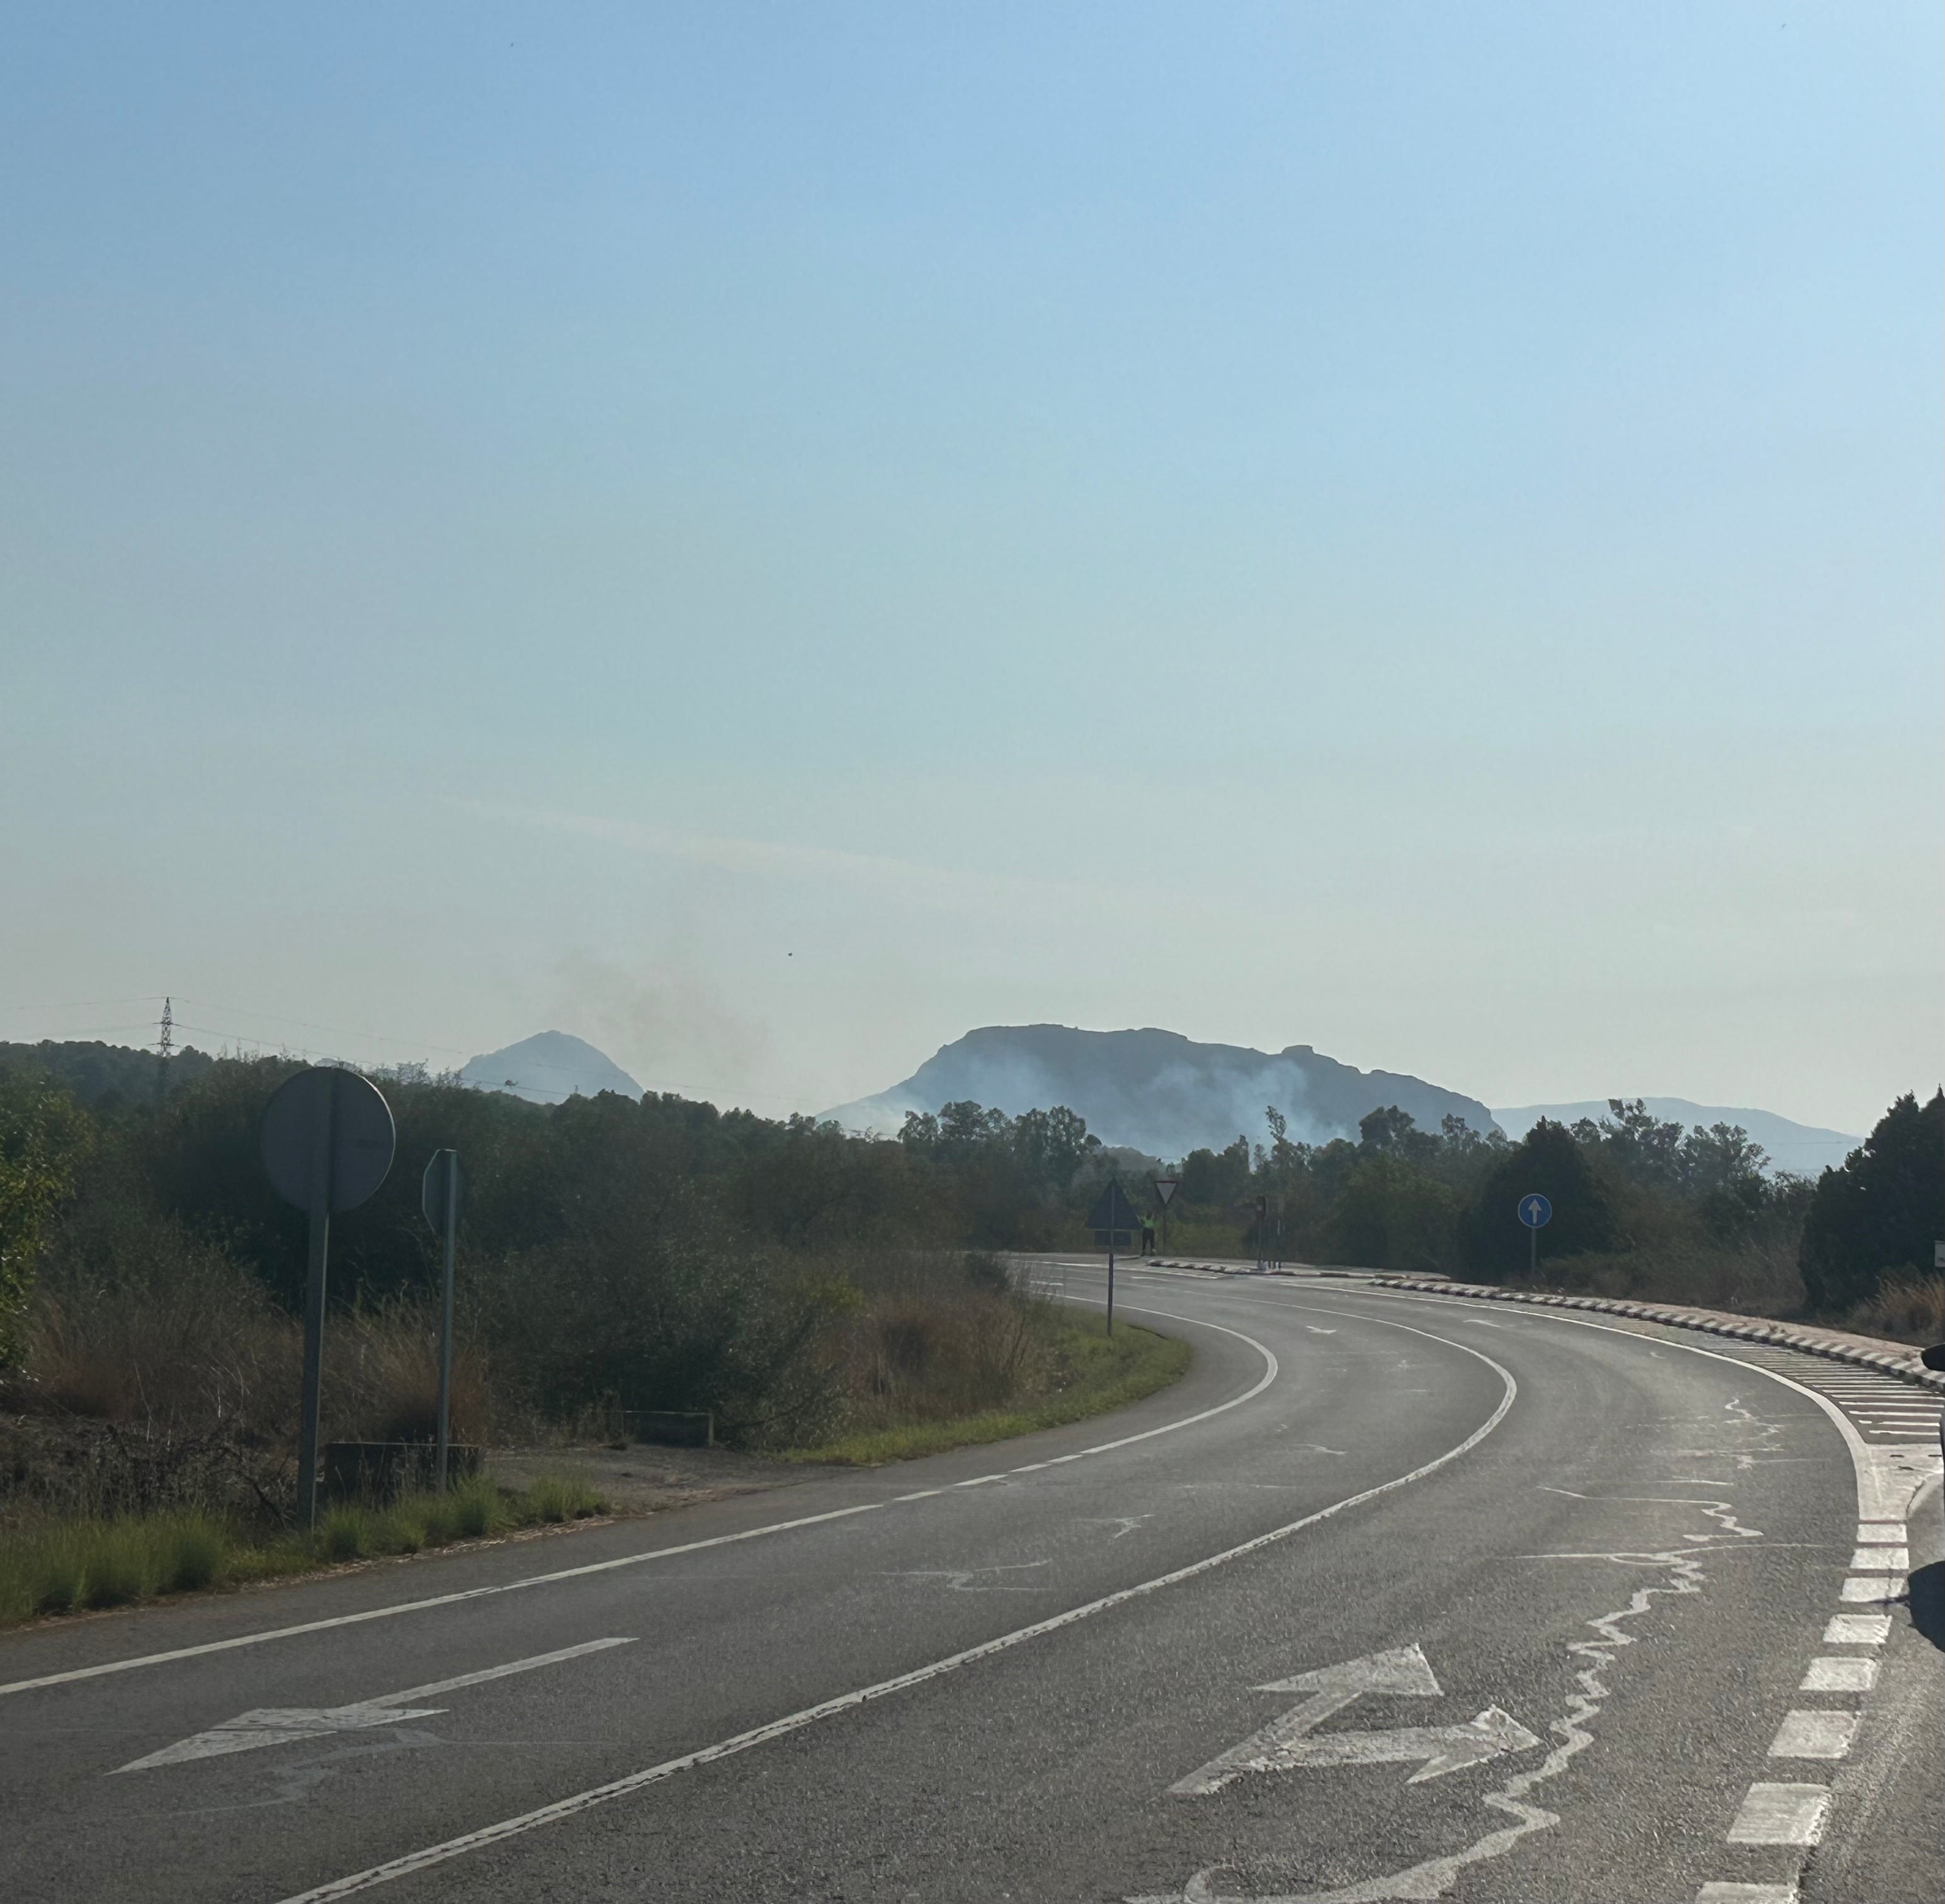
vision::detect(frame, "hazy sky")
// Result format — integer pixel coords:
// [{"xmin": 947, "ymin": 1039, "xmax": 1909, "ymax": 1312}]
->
[{"xmin": 4, "ymin": 4, "xmax": 1939, "ymax": 1134}]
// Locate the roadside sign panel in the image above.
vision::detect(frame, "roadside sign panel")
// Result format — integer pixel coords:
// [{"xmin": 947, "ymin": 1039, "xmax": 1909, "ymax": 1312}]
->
[
  {"xmin": 1088, "ymin": 1181, "xmax": 1140, "ymax": 1234},
  {"xmin": 261, "ymin": 1068, "xmax": 396, "ymax": 1214},
  {"xmin": 1517, "ymin": 1193, "xmax": 1551, "ymax": 1230},
  {"xmin": 1154, "ymin": 1177, "xmax": 1180, "ymax": 1208}
]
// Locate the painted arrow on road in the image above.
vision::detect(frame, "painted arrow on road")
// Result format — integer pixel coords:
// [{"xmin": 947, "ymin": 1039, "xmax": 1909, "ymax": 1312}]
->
[
  {"xmin": 1171, "ymin": 1643, "xmax": 1540, "ymax": 1793},
  {"xmin": 111, "ymin": 1638, "xmax": 634, "ymax": 1773}
]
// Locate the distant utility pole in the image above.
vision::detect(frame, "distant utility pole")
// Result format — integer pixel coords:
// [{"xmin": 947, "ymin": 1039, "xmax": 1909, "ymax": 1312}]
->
[{"xmin": 156, "ymin": 997, "xmax": 174, "ymax": 1102}]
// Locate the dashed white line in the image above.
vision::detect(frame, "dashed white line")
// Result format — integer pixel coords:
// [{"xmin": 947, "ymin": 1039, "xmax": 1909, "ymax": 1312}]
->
[
  {"xmin": 1766, "ymin": 1710, "xmax": 1858, "ymax": 1759},
  {"xmin": 1848, "ymin": 1545, "xmax": 1908, "ymax": 1572},
  {"xmin": 1695, "ymin": 1884, "xmax": 1798, "ymax": 1902},
  {"xmin": 1727, "ymin": 1782, "xmax": 1831, "ymax": 1845},
  {"xmin": 1823, "ymin": 1614, "xmax": 1891, "ymax": 1645},
  {"xmin": 1838, "ymin": 1575, "xmax": 1904, "ymax": 1603},
  {"xmin": 1800, "ymin": 1656, "xmax": 1876, "ymax": 1692}
]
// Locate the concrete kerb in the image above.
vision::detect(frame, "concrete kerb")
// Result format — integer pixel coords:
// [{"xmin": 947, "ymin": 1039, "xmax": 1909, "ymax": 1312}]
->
[{"xmin": 1358, "ymin": 1276, "xmax": 1945, "ymax": 1395}]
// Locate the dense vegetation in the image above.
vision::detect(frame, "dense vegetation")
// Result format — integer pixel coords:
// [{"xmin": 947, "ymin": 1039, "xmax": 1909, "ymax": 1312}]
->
[
  {"xmin": 0, "ymin": 1047, "xmax": 1174, "ymax": 1545},
  {"xmin": 2, "ymin": 1041, "xmax": 1938, "ymax": 1556}
]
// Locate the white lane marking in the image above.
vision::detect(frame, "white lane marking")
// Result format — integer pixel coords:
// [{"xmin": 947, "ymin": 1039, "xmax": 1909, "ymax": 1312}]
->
[
  {"xmin": 1727, "ymin": 1782, "xmax": 1831, "ymax": 1845},
  {"xmin": 1133, "ymin": 1521, "xmax": 1716, "ymax": 1903},
  {"xmin": 0, "ymin": 1301, "xmax": 1278, "ymax": 1701},
  {"xmin": 1695, "ymin": 1884, "xmax": 1799, "ymax": 1901},
  {"xmin": 1800, "ymin": 1656, "xmax": 1876, "ymax": 1692},
  {"xmin": 1855, "ymin": 1522, "xmax": 1905, "ymax": 1543},
  {"xmin": 1849, "ymin": 1545, "xmax": 1908, "ymax": 1571},
  {"xmin": 1168, "ymin": 1644, "xmax": 1538, "ymax": 1794},
  {"xmin": 1766, "ymin": 1710, "xmax": 1859, "ymax": 1759},
  {"xmin": 113, "ymin": 1639, "xmax": 633, "ymax": 1773},
  {"xmin": 1839, "ymin": 1575, "xmax": 1905, "ymax": 1602},
  {"xmin": 1236, "ymin": 1282, "xmax": 1942, "ymax": 1525},
  {"xmin": 1823, "ymin": 1614, "xmax": 1891, "ymax": 1645},
  {"xmin": 269, "ymin": 1331, "xmax": 1519, "ymax": 1903}
]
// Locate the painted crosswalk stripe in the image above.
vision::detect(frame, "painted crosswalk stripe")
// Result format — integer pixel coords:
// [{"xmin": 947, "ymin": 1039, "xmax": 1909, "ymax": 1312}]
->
[
  {"xmin": 1694, "ymin": 1884, "xmax": 1798, "ymax": 1902},
  {"xmin": 1727, "ymin": 1783, "xmax": 1831, "ymax": 1845},
  {"xmin": 1767, "ymin": 1711, "xmax": 1858, "ymax": 1759},
  {"xmin": 1855, "ymin": 1522, "xmax": 1906, "ymax": 1543},
  {"xmin": 1800, "ymin": 1656, "xmax": 1876, "ymax": 1692}
]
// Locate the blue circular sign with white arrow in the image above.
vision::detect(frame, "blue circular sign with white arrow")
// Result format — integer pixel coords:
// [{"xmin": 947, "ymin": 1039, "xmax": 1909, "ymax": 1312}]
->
[{"xmin": 1516, "ymin": 1193, "xmax": 1551, "ymax": 1229}]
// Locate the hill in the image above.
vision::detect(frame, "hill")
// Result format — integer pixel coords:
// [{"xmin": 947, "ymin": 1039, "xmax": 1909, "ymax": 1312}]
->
[
  {"xmin": 458, "ymin": 1030, "xmax": 643, "ymax": 1105},
  {"xmin": 821, "ymin": 1024, "xmax": 1499, "ymax": 1160},
  {"xmin": 0, "ymin": 1039, "xmax": 215, "ymax": 1107},
  {"xmin": 1492, "ymin": 1098, "xmax": 1858, "ymax": 1177}
]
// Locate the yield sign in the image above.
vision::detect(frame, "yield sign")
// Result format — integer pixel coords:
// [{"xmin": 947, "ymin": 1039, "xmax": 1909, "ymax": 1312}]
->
[
  {"xmin": 1171, "ymin": 1644, "xmax": 1539, "ymax": 1793},
  {"xmin": 1153, "ymin": 1177, "xmax": 1180, "ymax": 1208},
  {"xmin": 111, "ymin": 1638, "xmax": 633, "ymax": 1774}
]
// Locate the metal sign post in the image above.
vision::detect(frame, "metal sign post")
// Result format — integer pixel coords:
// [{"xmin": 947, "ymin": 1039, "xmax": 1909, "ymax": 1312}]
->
[
  {"xmin": 422, "ymin": 1150, "xmax": 466, "ymax": 1492},
  {"xmin": 1154, "ymin": 1177, "xmax": 1179, "ymax": 1255},
  {"xmin": 1517, "ymin": 1192, "xmax": 1552, "ymax": 1281},
  {"xmin": 261, "ymin": 1068, "xmax": 397, "ymax": 1528},
  {"xmin": 1087, "ymin": 1180, "xmax": 1140, "ymax": 1335}
]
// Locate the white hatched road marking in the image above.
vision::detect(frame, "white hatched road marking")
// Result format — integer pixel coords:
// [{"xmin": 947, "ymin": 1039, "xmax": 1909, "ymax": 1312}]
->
[
  {"xmin": 1855, "ymin": 1521, "xmax": 1905, "ymax": 1543},
  {"xmin": 1727, "ymin": 1783, "xmax": 1832, "ymax": 1845},
  {"xmin": 1766, "ymin": 1710, "xmax": 1858, "ymax": 1760},
  {"xmin": 1695, "ymin": 1884, "xmax": 1798, "ymax": 1901}
]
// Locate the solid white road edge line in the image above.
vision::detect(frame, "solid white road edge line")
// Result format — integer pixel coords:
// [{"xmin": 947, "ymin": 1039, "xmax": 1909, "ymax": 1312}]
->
[
  {"xmin": 1135, "ymin": 1274, "xmax": 1934, "ymax": 1528},
  {"xmin": 0, "ymin": 1305, "xmax": 1276, "ymax": 1701},
  {"xmin": 271, "ymin": 1330, "xmax": 1518, "ymax": 1903}
]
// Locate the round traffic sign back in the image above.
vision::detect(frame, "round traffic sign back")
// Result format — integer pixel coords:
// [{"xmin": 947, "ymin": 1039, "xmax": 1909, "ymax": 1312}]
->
[
  {"xmin": 260, "ymin": 1067, "xmax": 397, "ymax": 1214},
  {"xmin": 1516, "ymin": 1192, "xmax": 1552, "ymax": 1229}
]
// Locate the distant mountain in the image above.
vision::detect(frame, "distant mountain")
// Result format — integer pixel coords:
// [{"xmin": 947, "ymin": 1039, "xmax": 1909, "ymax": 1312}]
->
[
  {"xmin": 459, "ymin": 1031, "xmax": 642, "ymax": 1106},
  {"xmin": 822, "ymin": 1024, "xmax": 1499, "ymax": 1160},
  {"xmin": 1493, "ymin": 1098, "xmax": 1858, "ymax": 1177}
]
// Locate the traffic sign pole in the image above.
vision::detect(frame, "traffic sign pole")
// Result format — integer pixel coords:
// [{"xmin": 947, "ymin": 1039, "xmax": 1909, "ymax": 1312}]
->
[
  {"xmin": 296, "ymin": 1087, "xmax": 336, "ymax": 1531},
  {"xmin": 1106, "ymin": 1238, "xmax": 1115, "ymax": 1335},
  {"xmin": 263, "ymin": 1067, "xmax": 397, "ymax": 1532},
  {"xmin": 435, "ymin": 1149, "xmax": 458, "ymax": 1493}
]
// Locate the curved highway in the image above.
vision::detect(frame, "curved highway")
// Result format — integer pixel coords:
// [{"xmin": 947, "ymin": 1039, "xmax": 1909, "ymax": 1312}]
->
[{"xmin": 1, "ymin": 1266, "xmax": 1939, "ymax": 1903}]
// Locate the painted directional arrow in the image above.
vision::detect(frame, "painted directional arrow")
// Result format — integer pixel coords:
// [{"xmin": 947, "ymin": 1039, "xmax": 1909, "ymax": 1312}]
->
[
  {"xmin": 1171, "ymin": 1643, "xmax": 1540, "ymax": 1794},
  {"xmin": 111, "ymin": 1637, "xmax": 634, "ymax": 1774}
]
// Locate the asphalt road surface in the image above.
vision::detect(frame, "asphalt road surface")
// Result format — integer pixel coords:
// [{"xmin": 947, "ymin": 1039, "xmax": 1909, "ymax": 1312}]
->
[{"xmin": 4, "ymin": 1266, "xmax": 1940, "ymax": 1904}]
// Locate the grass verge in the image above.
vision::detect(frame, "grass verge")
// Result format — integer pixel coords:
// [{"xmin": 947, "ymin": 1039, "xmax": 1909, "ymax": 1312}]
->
[
  {"xmin": 0, "ymin": 1468, "xmax": 608, "ymax": 1629},
  {"xmin": 786, "ymin": 1312, "xmax": 1192, "ymax": 1465}
]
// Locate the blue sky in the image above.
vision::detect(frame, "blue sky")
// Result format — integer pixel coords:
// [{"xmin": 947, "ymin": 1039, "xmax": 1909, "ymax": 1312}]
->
[{"xmin": 3, "ymin": 4, "xmax": 1939, "ymax": 1132}]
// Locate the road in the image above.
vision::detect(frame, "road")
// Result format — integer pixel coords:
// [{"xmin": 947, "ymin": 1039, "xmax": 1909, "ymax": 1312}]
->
[{"xmin": 2, "ymin": 1266, "xmax": 1939, "ymax": 1904}]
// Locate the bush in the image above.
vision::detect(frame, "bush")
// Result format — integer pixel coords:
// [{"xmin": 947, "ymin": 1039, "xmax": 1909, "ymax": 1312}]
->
[
  {"xmin": 1459, "ymin": 1120, "xmax": 1618, "ymax": 1280},
  {"xmin": 1800, "ymin": 1092, "xmax": 1945, "ymax": 1313}
]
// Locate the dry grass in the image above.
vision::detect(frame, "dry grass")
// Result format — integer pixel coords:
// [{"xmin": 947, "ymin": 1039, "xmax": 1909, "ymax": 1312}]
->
[
  {"xmin": 1847, "ymin": 1274, "xmax": 1945, "ymax": 1346},
  {"xmin": 1534, "ymin": 1238, "xmax": 1808, "ymax": 1317},
  {"xmin": 824, "ymin": 1288, "xmax": 1053, "ymax": 1432},
  {"xmin": 6, "ymin": 1231, "xmax": 491, "ymax": 1525}
]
